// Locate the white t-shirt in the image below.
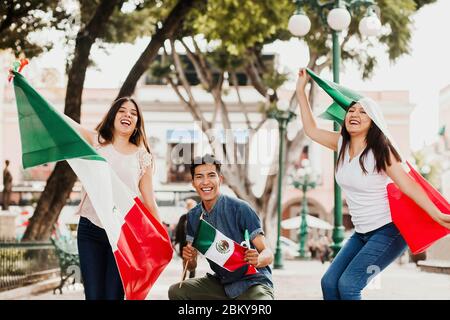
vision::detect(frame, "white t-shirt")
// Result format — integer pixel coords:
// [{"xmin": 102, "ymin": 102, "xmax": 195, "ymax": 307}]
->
[
  {"xmin": 335, "ymin": 137, "xmax": 392, "ymax": 233},
  {"xmin": 76, "ymin": 143, "xmax": 153, "ymax": 228}
]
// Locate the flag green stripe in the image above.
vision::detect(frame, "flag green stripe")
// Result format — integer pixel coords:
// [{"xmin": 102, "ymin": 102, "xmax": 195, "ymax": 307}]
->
[
  {"xmin": 13, "ymin": 72, "xmax": 104, "ymax": 169},
  {"xmin": 306, "ymin": 68, "xmax": 363, "ymax": 110},
  {"xmin": 22, "ymin": 143, "xmax": 105, "ymax": 166},
  {"xmin": 319, "ymin": 102, "xmax": 347, "ymax": 125},
  {"xmin": 192, "ymin": 220, "xmax": 216, "ymax": 255}
]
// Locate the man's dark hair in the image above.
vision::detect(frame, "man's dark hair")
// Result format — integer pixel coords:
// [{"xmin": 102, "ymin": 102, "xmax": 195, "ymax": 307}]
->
[
  {"xmin": 190, "ymin": 154, "xmax": 221, "ymax": 178},
  {"xmin": 5, "ymin": 160, "xmax": 9, "ymax": 166}
]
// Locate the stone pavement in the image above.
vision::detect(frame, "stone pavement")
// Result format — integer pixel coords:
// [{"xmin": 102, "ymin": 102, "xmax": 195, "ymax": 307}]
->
[{"xmin": 13, "ymin": 254, "xmax": 450, "ymax": 300}]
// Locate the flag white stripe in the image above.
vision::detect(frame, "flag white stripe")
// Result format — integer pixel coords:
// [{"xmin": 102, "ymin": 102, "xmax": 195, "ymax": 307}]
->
[
  {"xmin": 68, "ymin": 158, "xmax": 125, "ymax": 251},
  {"xmin": 204, "ymin": 230, "xmax": 235, "ymax": 267}
]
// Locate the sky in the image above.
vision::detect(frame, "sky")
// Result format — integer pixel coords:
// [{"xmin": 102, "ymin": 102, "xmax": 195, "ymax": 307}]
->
[{"xmin": 32, "ymin": 0, "xmax": 450, "ymax": 150}]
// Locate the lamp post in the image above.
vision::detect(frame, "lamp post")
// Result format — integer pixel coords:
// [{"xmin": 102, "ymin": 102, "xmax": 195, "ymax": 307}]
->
[
  {"xmin": 291, "ymin": 159, "xmax": 317, "ymax": 259},
  {"xmin": 269, "ymin": 101, "xmax": 296, "ymax": 269},
  {"xmin": 288, "ymin": 0, "xmax": 381, "ymax": 257}
]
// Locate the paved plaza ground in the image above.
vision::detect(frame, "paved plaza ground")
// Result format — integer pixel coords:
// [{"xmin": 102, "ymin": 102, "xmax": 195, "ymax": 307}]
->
[{"xmin": 11, "ymin": 254, "xmax": 450, "ymax": 300}]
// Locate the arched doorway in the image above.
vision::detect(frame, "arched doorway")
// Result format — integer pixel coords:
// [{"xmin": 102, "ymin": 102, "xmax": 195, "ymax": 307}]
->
[{"xmin": 282, "ymin": 197, "xmax": 329, "ymax": 242}]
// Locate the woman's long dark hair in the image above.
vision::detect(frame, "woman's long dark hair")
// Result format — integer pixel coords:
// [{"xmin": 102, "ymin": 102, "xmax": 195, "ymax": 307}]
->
[
  {"xmin": 96, "ymin": 97, "xmax": 152, "ymax": 155},
  {"xmin": 337, "ymin": 102, "xmax": 402, "ymax": 174}
]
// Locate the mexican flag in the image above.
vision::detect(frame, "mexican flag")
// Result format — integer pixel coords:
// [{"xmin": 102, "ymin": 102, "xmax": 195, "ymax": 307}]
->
[
  {"xmin": 193, "ymin": 219, "xmax": 257, "ymax": 275},
  {"xmin": 387, "ymin": 162, "xmax": 450, "ymax": 253},
  {"xmin": 306, "ymin": 68, "xmax": 450, "ymax": 254},
  {"xmin": 11, "ymin": 70, "xmax": 173, "ymax": 300}
]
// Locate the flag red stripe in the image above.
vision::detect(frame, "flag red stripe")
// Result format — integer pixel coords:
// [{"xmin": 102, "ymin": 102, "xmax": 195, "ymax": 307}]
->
[
  {"xmin": 223, "ymin": 242, "xmax": 258, "ymax": 275},
  {"xmin": 388, "ymin": 162, "xmax": 450, "ymax": 254},
  {"xmin": 114, "ymin": 198, "xmax": 173, "ymax": 300}
]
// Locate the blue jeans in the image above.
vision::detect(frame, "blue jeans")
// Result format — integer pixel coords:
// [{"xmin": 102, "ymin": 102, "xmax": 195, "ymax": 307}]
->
[
  {"xmin": 77, "ymin": 216, "xmax": 124, "ymax": 300},
  {"xmin": 321, "ymin": 222, "xmax": 407, "ymax": 300}
]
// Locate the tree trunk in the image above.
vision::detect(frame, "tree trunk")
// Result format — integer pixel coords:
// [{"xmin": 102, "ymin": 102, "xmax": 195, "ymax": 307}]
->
[
  {"xmin": 262, "ymin": 179, "xmax": 279, "ymax": 250},
  {"xmin": 22, "ymin": 162, "xmax": 76, "ymax": 240},
  {"xmin": 116, "ymin": 0, "xmax": 202, "ymax": 99},
  {"xmin": 22, "ymin": 0, "xmax": 122, "ymax": 241}
]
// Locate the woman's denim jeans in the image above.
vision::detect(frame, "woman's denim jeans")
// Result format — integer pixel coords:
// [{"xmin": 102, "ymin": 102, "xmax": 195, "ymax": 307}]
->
[
  {"xmin": 321, "ymin": 222, "xmax": 407, "ymax": 300},
  {"xmin": 77, "ymin": 216, "xmax": 124, "ymax": 300}
]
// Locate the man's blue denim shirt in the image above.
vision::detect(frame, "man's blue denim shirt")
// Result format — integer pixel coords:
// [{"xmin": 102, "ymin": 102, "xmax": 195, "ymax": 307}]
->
[{"xmin": 186, "ymin": 194, "xmax": 273, "ymax": 299}]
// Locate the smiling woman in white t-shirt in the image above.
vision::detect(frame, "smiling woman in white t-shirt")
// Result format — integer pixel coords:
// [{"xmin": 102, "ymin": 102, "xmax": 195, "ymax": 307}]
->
[
  {"xmin": 66, "ymin": 96, "xmax": 160, "ymax": 300},
  {"xmin": 296, "ymin": 68, "xmax": 450, "ymax": 300}
]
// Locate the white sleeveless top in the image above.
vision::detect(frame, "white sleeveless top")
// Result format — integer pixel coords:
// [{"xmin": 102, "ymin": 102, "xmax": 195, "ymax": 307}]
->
[
  {"xmin": 76, "ymin": 143, "xmax": 153, "ymax": 228},
  {"xmin": 335, "ymin": 137, "xmax": 392, "ymax": 233}
]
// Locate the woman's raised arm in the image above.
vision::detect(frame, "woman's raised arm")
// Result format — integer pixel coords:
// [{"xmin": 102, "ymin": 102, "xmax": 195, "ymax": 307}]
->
[
  {"xmin": 296, "ymin": 68, "xmax": 340, "ymax": 151},
  {"xmin": 63, "ymin": 114, "xmax": 97, "ymax": 146}
]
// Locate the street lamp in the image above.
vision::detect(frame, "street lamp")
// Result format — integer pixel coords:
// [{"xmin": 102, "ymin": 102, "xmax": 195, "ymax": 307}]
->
[
  {"xmin": 291, "ymin": 159, "xmax": 317, "ymax": 259},
  {"xmin": 288, "ymin": 0, "xmax": 381, "ymax": 257},
  {"xmin": 268, "ymin": 100, "xmax": 296, "ymax": 269},
  {"xmin": 359, "ymin": 5, "xmax": 382, "ymax": 36},
  {"xmin": 288, "ymin": 7, "xmax": 311, "ymax": 36}
]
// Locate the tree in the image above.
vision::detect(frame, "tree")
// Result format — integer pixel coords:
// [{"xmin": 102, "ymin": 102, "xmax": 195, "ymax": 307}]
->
[
  {"xmin": 22, "ymin": 0, "xmax": 436, "ymax": 241},
  {"xmin": 117, "ymin": 0, "xmax": 206, "ymax": 98},
  {"xmin": 0, "ymin": 0, "xmax": 70, "ymax": 57},
  {"xmin": 22, "ymin": 0, "xmax": 202, "ymax": 240},
  {"xmin": 144, "ymin": 0, "xmax": 296, "ymax": 244},
  {"xmin": 23, "ymin": 0, "xmax": 125, "ymax": 241},
  {"xmin": 145, "ymin": 0, "xmax": 436, "ymax": 243}
]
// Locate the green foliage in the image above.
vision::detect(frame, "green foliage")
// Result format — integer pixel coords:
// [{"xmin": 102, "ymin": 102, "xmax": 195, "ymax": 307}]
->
[
  {"xmin": 2, "ymin": 0, "xmax": 435, "ymax": 81},
  {"xmin": 263, "ymin": 66, "xmax": 289, "ymax": 92},
  {"xmin": 188, "ymin": 0, "xmax": 295, "ymax": 56},
  {"xmin": 159, "ymin": 1, "xmax": 296, "ymax": 97},
  {"xmin": 149, "ymin": 59, "xmax": 173, "ymax": 79},
  {"xmin": 207, "ymin": 46, "xmax": 245, "ymax": 71},
  {"xmin": 63, "ymin": 1, "xmax": 176, "ymax": 74},
  {"xmin": 173, "ymin": 0, "xmax": 436, "ymax": 93},
  {"xmin": 0, "ymin": 0, "xmax": 71, "ymax": 57},
  {"xmin": 96, "ymin": 0, "xmax": 173, "ymax": 43}
]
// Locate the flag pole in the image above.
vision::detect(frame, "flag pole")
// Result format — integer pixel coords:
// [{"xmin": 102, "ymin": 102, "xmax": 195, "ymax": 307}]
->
[{"xmin": 179, "ymin": 259, "xmax": 189, "ymax": 288}]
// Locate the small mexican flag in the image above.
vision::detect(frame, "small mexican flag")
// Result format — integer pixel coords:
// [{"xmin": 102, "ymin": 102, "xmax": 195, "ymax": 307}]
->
[
  {"xmin": 193, "ymin": 219, "xmax": 257, "ymax": 275},
  {"xmin": 11, "ymin": 69, "xmax": 173, "ymax": 299}
]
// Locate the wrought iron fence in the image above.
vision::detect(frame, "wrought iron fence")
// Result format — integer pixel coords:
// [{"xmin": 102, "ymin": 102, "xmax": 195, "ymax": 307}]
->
[{"xmin": 0, "ymin": 240, "xmax": 59, "ymax": 292}]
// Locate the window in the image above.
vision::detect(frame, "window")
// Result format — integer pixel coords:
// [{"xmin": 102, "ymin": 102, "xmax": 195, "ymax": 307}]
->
[
  {"xmin": 211, "ymin": 129, "xmax": 249, "ymax": 165},
  {"xmin": 145, "ymin": 54, "xmax": 276, "ymax": 86},
  {"xmin": 167, "ymin": 143, "xmax": 195, "ymax": 183}
]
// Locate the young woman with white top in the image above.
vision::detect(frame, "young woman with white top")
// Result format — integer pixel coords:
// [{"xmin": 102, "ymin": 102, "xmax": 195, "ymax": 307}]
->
[
  {"xmin": 68, "ymin": 97, "xmax": 160, "ymax": 300},
  {"xmin": 296, "ymin": 68, "xmax": 450, "ymax": 300}
]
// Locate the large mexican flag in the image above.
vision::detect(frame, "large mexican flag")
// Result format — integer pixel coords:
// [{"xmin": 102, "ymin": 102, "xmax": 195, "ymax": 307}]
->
[
  {"xmin": 193, "ymin": 219, "xmax": 257, "ymax": 275},
  {"xmin": 11, "ymin": 70, "xmax": 173, "ymax": 299}
]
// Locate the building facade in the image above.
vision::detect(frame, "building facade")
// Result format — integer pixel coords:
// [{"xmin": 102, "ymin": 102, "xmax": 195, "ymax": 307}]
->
[{"xmin": 1, "ymin": 64, "xmax": 418, "ymax": 242}]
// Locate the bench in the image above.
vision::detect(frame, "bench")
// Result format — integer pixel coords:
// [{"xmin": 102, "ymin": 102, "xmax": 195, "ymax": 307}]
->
[
  {"xmin": 50, "ymin": 236, "xmax": 81, "ymax": 294},
  {"xmin": 417, "ymin": 259, "xmax": 450, "ymax": 275}
]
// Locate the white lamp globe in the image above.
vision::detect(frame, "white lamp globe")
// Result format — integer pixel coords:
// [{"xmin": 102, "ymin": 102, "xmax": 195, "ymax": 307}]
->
[
  {"xmin": 301, "ymin": 159, "xmax": 310, "ymax": 167},
  {"xmin": 288, "ymin": 13, "xmax": 311, "ymax": 37},
  {"xmin": 327, "ymin": 7, "xmax": 351, "ymax": 31},
  {"xmin": 359, "ymin": 15, "xmax": 381, "ymax": 36}
]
